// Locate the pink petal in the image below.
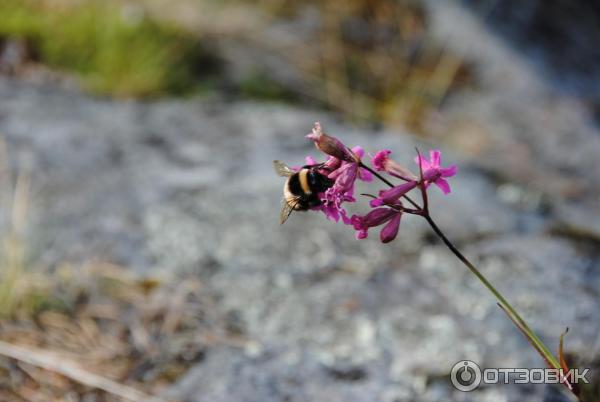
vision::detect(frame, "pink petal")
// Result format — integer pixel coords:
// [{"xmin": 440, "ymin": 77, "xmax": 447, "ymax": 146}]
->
[
  {"xmin": 334, "ymin": 163, "xmax": 358, "ymax": 192},
  {"xmin": 327, "ymin": 163, "xmax": 350, "ymax": 179},
  {"xmin": 358, "ymin": 167, "xmax": 373, "ymax": 182},
  {"xmin": 429, "ymin": 150, "xmax": 441, "ymax": 167},
  {"xmin": 305, "ymin": 155, "xmax": 319, "ymax": 165},
  {"xmin": 422, "ymin": 168, "xmax": 440, "ymax": 182},
  {"xmin": 340, "ymin": 210, "xmax": 352, "ymax": 225},
  {"xmin": 324, "ymin": 205, "xmax": 340, "ymax": 222},
  {"xmin": 434, "ymin": 178, "xmax": 451, "ymax": 194},
  {"xmin": 345, "ymin": 188, "xmax": 356, "ymax": 202},
  {"xmin": 414, "ymin": 155, "xmax": 431, "ymax": 171},
  {"xmin": 356, "ymin": 229, "xmax": 368, "ymax": 240},
  {"xmin": 371, "ymin": 150, "xmax": 391, "ymax": 171},
  {"xmin": 351, "ymin": 146, "xmax": 365, "ymax": 158},
  {"xmin": 324, "ymin": 156, "xmax": 341, "ymax": 171},
  {"xmin": 380, "ymin": 213, "xmax": 401, "ymax": 243},
  {"xmin": 369, "ymin": 198, "xmax": 384, "ymax": 207},
  {"xmin": 439, "ymin": 165, "xmax": 458, "ymax": 177}
]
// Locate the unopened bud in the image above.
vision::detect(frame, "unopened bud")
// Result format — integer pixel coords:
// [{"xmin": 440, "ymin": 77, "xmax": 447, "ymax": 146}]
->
[{"xmin": 306, "ymin": 122, "xmax": 358, "ymax": 163}]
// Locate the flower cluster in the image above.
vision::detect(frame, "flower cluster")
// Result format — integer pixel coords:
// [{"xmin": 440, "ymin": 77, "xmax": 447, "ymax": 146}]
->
[
  {"xmin": 305, "ymin": 123, "xmax": 372, "ymax": 223},
  {"xmin": 303, "ymin": 122, "xmax": 457, "ymax": 243}
]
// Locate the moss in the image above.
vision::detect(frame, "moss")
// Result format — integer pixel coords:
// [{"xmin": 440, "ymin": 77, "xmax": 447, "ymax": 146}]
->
[{"xmin": 0, "ymin": 0, "xmax": 220, "ymax": 97}]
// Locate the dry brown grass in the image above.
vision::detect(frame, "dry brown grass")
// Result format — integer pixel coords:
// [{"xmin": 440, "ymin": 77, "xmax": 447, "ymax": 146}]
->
[
  {"xmin": 216, "ymin": 0, "xmax": 473, "ymax": 131},
  {"xmin": 0, "ymin": 261, "xmax": 247, "ymax": 401},
  {"xmin": 0, "ymin": 138, "xmax": 32, "ymax": 318},
  {"xmin": 34, "ymin": 0, "xmax": 472, "ymax": 133}
]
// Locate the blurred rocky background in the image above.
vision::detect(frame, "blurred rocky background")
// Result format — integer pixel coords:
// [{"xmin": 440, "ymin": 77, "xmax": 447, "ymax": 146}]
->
[{"xmin": 0, "ymin": 0, "xmax": 599, "ymax": 401}]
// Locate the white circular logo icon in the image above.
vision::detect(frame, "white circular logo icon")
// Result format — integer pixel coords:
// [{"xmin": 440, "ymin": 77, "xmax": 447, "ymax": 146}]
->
[{"xmin": 450, "ymin": 360, "xmax": 482, "ymax": 392}]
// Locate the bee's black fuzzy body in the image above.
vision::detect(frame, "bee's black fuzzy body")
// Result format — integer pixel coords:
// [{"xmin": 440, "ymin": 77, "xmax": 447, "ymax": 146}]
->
[
  {"xmin": 284, "ymin": 167, "xmax": 334, "ymax": 211},
  {"xmin": 274, "ymin": 160, "xmax": 335, "ymax": 224}
]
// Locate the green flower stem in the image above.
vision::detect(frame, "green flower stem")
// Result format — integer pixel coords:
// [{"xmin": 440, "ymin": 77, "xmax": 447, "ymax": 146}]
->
[
  {"xmin": 424, "ymin": 214, "xmax": 561, "ymax": 370},
  {"xmin": 361, "ymin": 159, "xmax": 561, "ymax": 369},
  {"xmin": 361, "ymin": 159, "xmax": 560, "ymax": 369}
]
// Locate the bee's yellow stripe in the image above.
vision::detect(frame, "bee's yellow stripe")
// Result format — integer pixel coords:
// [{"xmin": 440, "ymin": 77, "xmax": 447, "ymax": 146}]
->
[{"xmin": 299, "ymin": 169, "xmax": 311, "ymax": 194}]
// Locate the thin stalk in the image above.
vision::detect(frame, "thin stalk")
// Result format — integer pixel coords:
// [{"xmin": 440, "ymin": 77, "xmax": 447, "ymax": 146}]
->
[
  {"xmin": 367, "ymin": 161, "xmax": 561, "ymax": 370},
  {"xmin": 415, "ymin": 149, "xmax": 429, "ymax": 214},
  {"xmin": 423, "ymin": 214, "xmax": 560, "ymax": 369}
]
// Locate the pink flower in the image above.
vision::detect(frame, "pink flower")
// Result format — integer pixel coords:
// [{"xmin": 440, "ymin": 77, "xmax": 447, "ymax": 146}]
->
[
  {"xmin": 316, "ymin": 162, "xmax": 358, "ymax": 223},
  {"xmin": 369, "ymin": 181, "xmax": 418, "ymax": 207},
  {"xmin": 414, "ymin": 150, "xmax": 458, "ymax": 194},
  {"xmin": 305, "ymin": 155, "xmax": 319, "ymax": 166},
  {"xmin": 306, "ymin": 122, "xmax": 358, "ymax": 163},
  {"xmin": 316, "ymin": 187, "xmax": 355, "ymax": 223},
  {"xmin": 326, "ymin": 152, "xmax": 365, "ymax": 193},
  {"xmin": 371, "ymin": 149, "xmax": 391, "ymax": 171},
  {"xmin": 371, "ymin": 150, "xmax": 417, "ymax": 181},
  {"xmin": 303, "ymin": 124, "xmax": 371, "ymax": 224},
  {"xmin": 350, "ymin": 207, "xmax": 402, "ymax": 243},
  {"xmin": 314, "ymin": 147, "xmax": 372, "ymax": 223}
]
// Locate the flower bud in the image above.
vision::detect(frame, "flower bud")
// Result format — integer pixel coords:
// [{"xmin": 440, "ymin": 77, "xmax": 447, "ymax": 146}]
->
[
  {"xmin": 351, "ymin": 208, "xmax": 396, "ymax": 231},
  {"xmin": 306, "ymin": 122, "xmax": 358, "ymax": 163},
  {"xmin": 372, "ymin": 149, "xmax": 417, "ymax": 181},
  {"xmin": 380, "ymin": 214, "xmax": 401, "ymax": 243},
  {"xmin": 378, "ymin": 181, "xmax": 418, "ymax": 204}
]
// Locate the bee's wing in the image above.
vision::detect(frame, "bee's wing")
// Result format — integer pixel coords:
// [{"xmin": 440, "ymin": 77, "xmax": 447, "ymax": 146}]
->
[
  {"xmin": 279, "ymin": 197, "xmax": 299, "ymax": 224},
  {"xmin": 273, "ymin": 160, "xmax": 295, "ymax": 177}
]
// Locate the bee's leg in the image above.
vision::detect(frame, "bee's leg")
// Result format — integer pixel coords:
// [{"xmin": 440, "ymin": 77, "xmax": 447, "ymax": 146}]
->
[{"xmin": 301, "ymin": 162, "xmax": 326, "ymax": 169}]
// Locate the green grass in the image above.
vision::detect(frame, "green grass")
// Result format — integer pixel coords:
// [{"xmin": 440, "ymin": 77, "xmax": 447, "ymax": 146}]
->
[{"xmin": 0, "ymin": 0, "xmax": 219, "ymax": 97}]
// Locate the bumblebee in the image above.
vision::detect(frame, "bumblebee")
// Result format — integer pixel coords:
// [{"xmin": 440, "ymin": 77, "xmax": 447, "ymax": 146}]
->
[{"xmin": 273, "ymin": 160, "xmax": 334, "ymax": 224}]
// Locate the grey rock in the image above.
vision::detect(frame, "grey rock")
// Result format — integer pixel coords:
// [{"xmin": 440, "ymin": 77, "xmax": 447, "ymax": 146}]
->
[
  {"xmin": 1, "ymin": 76, "xmax": 598, "ymax": 402},
  {"xmin": 1, "ymin": 4, "xmax": 599, "ymax": 400}
]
